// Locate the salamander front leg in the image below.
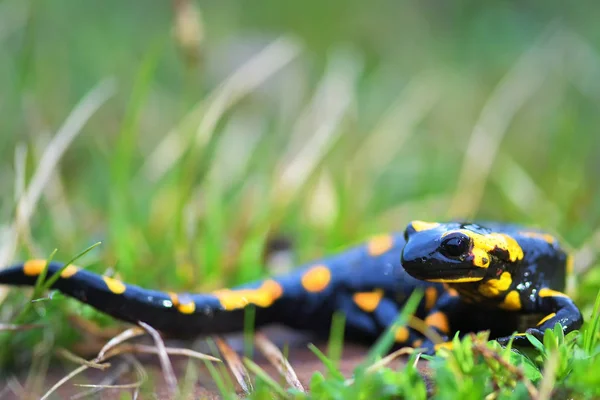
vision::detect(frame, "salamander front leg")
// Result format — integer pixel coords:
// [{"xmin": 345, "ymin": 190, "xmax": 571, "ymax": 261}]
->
[
  {"xmin": 497, "ymin": 288, "xmax": 583, "ymax": 346},
  {"xmin": 417, "ymin": 291, "xmax": 464, "ymax": 354}
]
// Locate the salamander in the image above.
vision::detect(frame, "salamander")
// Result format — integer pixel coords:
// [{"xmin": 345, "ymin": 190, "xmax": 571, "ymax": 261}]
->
[{"xmin": 0, "ymin": 221, "xmax": 583, "ymax": 353}]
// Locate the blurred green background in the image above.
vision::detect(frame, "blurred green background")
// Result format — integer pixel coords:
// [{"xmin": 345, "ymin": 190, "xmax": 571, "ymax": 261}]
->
[{"xmin": 0, "ymin": 0, "xmax": 599, "ymax": 360}]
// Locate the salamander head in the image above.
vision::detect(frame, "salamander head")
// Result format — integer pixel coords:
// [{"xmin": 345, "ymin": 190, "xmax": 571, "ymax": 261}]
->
[{"xmin": 401, "ymin": 221, "xmax": 524, "ymax": 283}]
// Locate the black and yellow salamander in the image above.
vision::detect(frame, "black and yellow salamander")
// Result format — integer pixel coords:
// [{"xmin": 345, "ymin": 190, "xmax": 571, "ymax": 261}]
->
[{"xmin": 0, "ymin": 221, "xmax": 583, "ymax": 353}]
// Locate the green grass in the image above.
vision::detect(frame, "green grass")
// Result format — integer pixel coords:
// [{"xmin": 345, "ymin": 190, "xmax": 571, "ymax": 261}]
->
[{"xmin": 1, "ymin": 0, "xmax": 600, "ymax": 398}]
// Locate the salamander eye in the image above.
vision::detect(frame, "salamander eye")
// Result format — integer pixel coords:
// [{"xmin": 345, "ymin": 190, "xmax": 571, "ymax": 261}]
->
[{"xmin": 440, "ymin": 233, "xmax": 471, "ymax": 258}]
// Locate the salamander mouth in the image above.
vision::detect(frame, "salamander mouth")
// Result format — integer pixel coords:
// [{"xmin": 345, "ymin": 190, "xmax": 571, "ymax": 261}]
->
[{"xmin": 404, "ymin": 267, "xmax": 485, "ymax": 283}]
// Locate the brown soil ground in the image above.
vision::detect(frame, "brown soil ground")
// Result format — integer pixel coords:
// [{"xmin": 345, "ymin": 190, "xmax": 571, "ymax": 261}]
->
[{"xmin": 3, "ymin": 326, "xmax": 432, "ymax": 399}]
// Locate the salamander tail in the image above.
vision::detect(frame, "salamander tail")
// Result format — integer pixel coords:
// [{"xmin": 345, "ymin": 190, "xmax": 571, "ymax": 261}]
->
[{"xmin": 0, "ymin": 260, "xmax": 229, "ymax": 336}]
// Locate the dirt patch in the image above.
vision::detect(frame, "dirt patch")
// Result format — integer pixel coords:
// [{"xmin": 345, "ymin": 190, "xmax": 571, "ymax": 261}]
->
[{"xmin": 3, "ymin": 326, "xmax": 430, "ymax": 399}]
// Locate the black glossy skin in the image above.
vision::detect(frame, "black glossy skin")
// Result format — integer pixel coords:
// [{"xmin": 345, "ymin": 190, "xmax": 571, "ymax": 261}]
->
[{"xmin": 0, "ymin": 221, "xmax": 583, "ymax": 352}]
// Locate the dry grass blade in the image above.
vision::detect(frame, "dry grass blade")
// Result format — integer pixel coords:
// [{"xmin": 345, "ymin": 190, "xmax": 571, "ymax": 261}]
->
[
  {"xmin": 0, "ymin": 383, "xmax": 10, "ymax": 399},
  {"xmin": 0, "ymin": 323, "xmax": 44, "ymax": 332},
  {"xmin": 138, "ymin": 321, "xmax": 178, "ymax": 396},
  {"xmin": 68, "ymin": 314, "xmax": 127, "ymax": 339},
  {"xmin": 471, "ymin": 341, "xmax": 539, "ymax": 399},
  {"xmin": 493, "ymin": 155, "xmax": 561, "ymax": 225},
  {"xmin": 42, "ymin": 330, "xmax": 169, "ymax": 400},
  {"xmin": 56, "ymin": 348, "xmax": 111, "ymax": 370},
  {"xmin": 558, "ymin": 30, "xmax": 600, "ymax": 101},
  {"xmin": 275, "ymin": 48, "xmax": 362, "ymax": 203},
  {"xmin": 4, "ymin": 376, "xmax": 26, "ymax": 399},
  {"xmin": 0, "ymin": 384, "xmax": 10, "ymax": 399},
  {"xmin": 356, "ymin": 71, "xmax": 440, "ymax": 173},
  {"xmin": 171, "ymin": 0, "xmax": 204, "ymax": 65},
  {"xmin": 143, "ymin": 36, "xmax": 301, "ymax": 181},
  {"xmin": 74, "ymin": 355, "xmax": 147, "ymax": 391},
  {"xmin": 0, "ymin": 0, "xmax": 29, "ymax": 45},
  {"xmin": 0, "ymin": 78, "xmax": 117, "ymax": 268},
  {"xmin": 254, "ymin": 332, "xmax": 304, "ymax": 392},
  {"xmin": 40, "ymin": 365, "xmax": 89, "ymax": 400},
  {"xmin": 448, "ymin": 27, "xmax": 562, "ymax": 218},
  {"xmin": 215, "ymin": 336, "xmax": 253, "ymax": 394},
  {"xmin": 537, "ymin": 350, "xmax": 558, "ymax": 400},
  {"xmin": 408, "ymin": 316, "xmax": 445, "ymax": 345},
  {"xmin": 103, "ymin": 343, "xmax": 221, "ymax": 363},
  {"xmin": 376, "ymin": 194, "xmax": 451, "ymax": 227},
  {"xmin": 412, "ymin": 352, "xmax": 422, "ymax": 368},
  {"xmin": 24, "ymin": 335, "xmax": 53, "ymax": 399},
  {"xmin": 345, "ymin": 347, "xmax": 414, "ymax": 386},
  {"xmin": 16, "ymin": 78, "xmax": 117, "ymax": 224},
  {"xmin": 69, "ymin": 361, "xmax": 133, "ymax": 400},
  {"xmin": 13, "ymin": 143, "xmax": 27, "ymax": 202},
  {"xmin": 574, "ymin": 229, "xmax": 600, "ymax": 275},
  {"xmin": 366, "ymin": 347, "xmax": 414, "ymax": 373},
  {"xmin": 97, "ymin": 327, "xmax": 146, "ymax": 359}
]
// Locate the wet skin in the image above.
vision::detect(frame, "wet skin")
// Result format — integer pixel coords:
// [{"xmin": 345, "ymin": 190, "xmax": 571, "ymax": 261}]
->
[{"xmin": 0, "ymin": 221, "xmax": 583, "ymax": 353}]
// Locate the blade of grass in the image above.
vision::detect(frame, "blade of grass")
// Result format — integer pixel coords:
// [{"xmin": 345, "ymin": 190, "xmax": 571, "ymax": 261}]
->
[
  {"xmin": 254, "ymin": 332, "xmax": 304, "ymax": 392},
  {"xmin": 42, "ymin": 242, "xmax": 101, "ymax": 291},
  {"xmin": 204, "ymin": 356, "xmax": 236, "ymax": 400},
  {"xmin": 32, "ymin": 249, "xmax": 57, "ymax": 298},
  {"xmin": 215, "ymin": 336, "xmax": 253, "ymax": 394},
  {"xmin": 70, "ymin": 360, "xmax": 134, "ymax": 399},
  {"xmin": 243, "ymin": 302, "xmax": 256, "ymax": 360},
  {"xmin": 102, "ymin": 343, "xmax": 221, "ymax": 363},
  {"xmin": 97, "ymin": 327, "xmax": 146, "ymax": 360},
  {"xmin": 142, "ymin": 36, "xmax": 302, "ymax": 181},
  {"xmin": 109, "ymin": 41, "xmax": 163, "ymax": 270},
  {"xmin": 244, "ymin": 357, "xmax": 291, "ymax": 399},
  {"xmin": 74, "ymin": 355, "xmax": 147, "ymax": 391},
  {"xmin": 138, "ymin": 321, "xmax": 177, "ymax": 396},
  {"xmin": 448, "ymin": 26, "xmax": 561, "ymax": 218},
  {"xmin": 326, "ymin": 312, "xmax": 345, "ymax": 370},
  {"xmin": 583, "ymin": 290, "xmax": 600, "ymax": 354},
  {"xmin": 307, "ymin": 343, "xmax": 345, "ymax": 382},
  {"xmin": 364, "ymin": 289, "xmax": 423, "ymax": 366}
]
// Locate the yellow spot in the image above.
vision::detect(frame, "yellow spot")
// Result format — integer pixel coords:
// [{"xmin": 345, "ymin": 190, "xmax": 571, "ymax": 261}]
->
[
  {"xmin": 395, "ymin": 326, "xmax": 410, "ymax": 343},
  {"xmin": 443, "ymin": 284, "xmax": 459, "ymax": 297},
  {"xmin": 168, "ymin": 292, "xmax": 180, "ymax": 306},
  {"xmin": 513, "ymin": 332, "xmax": 527, "ymax": 337},
  {"xmin": 425, "ymin": 311, "xmax": 450, "ymax": 334},
  {"xmin": 434, "ymin": 342, "xmax": 453, "ymax": 351},
  {"xmin": 60, "ymin": 265, "xmax": 79, "ymax": 278},
  {"xmin": 499, "ymin": 290, "xmax": 521, "ymax": 310},
  {"xmin": 261, "ymin": 279, "xmax": 284, "ymax": 299},
  {"xmin": 102, "ymin": 276, "xmax": 126, "ymax": 294},
  {"xmin": 539, "ymin": 288, "xmax": 569, "ymax": 298},
  {"xmin": 301, "ymin": 265, "xmax": 331, "ymax": 293},
  {"xmin": 410, "ymin": 221, "xmax": 441, "ymax": 232},
  {"xmin": 353, "ymin": 289, "xmax": 384, "ymax": 312},
  {"xmin": 566, "ymin": 255, "xmax": 574, "ymax": 275},
  {"xmin": 471, "ymin": 247, "xmax": 490, "ymax": 268},
  {"xmin": 428, "ymin": 277, "xmax": 483, "ymax": 283},
  {"xmin": 178, "ymin": 301, "xmax": 196, "ymax": 314},
  {"xmin": 412, "ymin": 339, "xmax": 423, "ymax": 348},
  {"xmin": 23, "ymin": 260, "xmax": 47, "ymax": 276},
  {"xmin": 537, "ymin": 313, "xmax": 557, "ymax": 326},
  {"xmin": 425, "ymin": 287, "xmax": 438, "ymax": 310},
  {"xmin": 215, "ymin": 289, "xmax": 272, "ymax": 309},
  {"xmin": 478, "ymin": 272, "xmax": 512, "ymax": 297},
  {"xmin": 213, "ymin": 280, "xmax": 284, "ymax": 311},
  {"xmin": 367, "ymin": 235, "xmax": 394, "ymax": 256},
  {"xmin": 519, "ymin": 231, "xmax": 556, "ymax": 244},
  {"xmin": 443, "ymin": 230, "xmax": 524, "ymax": 268}
]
